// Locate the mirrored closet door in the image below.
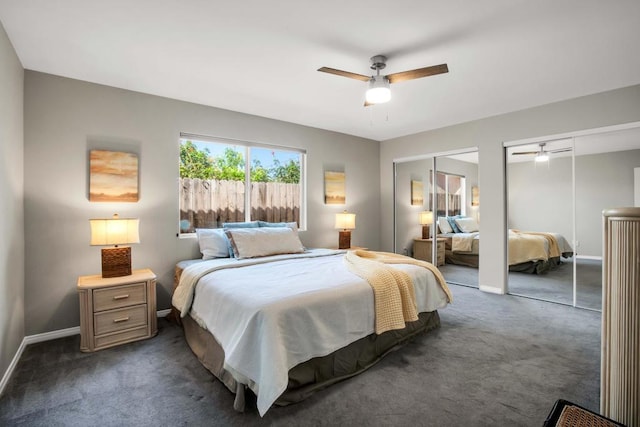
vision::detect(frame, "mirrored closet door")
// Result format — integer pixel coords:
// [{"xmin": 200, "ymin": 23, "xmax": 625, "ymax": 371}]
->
[
  {"xmin": 506, "ymin": 124, "xmax": 640, "ymax": 309},
  {"xmin": 505, "ymin": 139, "xmax": 574, "ymax": 305},
  {"xmin": 394, "ymin": 150, "xmax": 479, "ymax": 288}
]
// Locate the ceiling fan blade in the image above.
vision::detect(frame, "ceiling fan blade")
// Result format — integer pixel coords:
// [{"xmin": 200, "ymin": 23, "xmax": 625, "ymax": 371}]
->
[
  {"xmin": 511, "ymin": 151, "xmax": 539, "ymax": 155},
  {"xmin": 548, "ymin": 148, "xmax": 573, "ymax": 154},
  {"xmin": 364, "ymin": 100, "xmax": 373, "ymax": 107},
  {"xmin": 317, "ymin": 67, "xmax": 371, "ymax": 82},
  {"xmin": 386, "ymin": 63, "xmax": 449, "ymax": 84}
]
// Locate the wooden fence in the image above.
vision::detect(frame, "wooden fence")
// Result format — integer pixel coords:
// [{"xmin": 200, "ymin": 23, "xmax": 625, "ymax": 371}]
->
[{"xmin": 180, "ymin": 178, "xmax": 300, "ymax": 233}]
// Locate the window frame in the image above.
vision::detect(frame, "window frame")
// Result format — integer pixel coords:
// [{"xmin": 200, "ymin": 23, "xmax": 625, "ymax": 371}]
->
[
  {"xmin": 178, "ymin": 132, "xmax": 307, "ymax": 236},
  {"xmin": 430, "ymin": 170, "xmax": 466, "ymax": 217}
]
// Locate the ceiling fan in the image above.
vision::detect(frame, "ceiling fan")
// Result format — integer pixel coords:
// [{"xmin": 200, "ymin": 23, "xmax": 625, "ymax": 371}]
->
[
  {"xmin": 318, "ymin": 55, "xmax": 448, "ymax": 106},
  {"xmin": 511, "ymin": 142, "xmax": 572, "ymax": 162}
]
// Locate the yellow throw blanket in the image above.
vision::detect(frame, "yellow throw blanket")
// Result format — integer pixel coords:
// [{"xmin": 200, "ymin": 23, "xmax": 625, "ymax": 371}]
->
[
  {"xmin": 344, "ymin": 250, "xmax": 452, "ymax": 335},
  {"xmin": 518, "ymin": 231, "xmax": 561, "ymax": 258},
  {"xmin": 510, "ymin": 230, "xmax": 561, "ymax": 262}
]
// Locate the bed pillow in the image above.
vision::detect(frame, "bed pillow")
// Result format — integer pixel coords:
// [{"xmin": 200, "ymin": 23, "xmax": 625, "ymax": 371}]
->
[
  {"xmin": 222, "ymin": 221, "xmax": 260, "ymax": 257},
  {"xmin": 446, "ymin": 216, "xmax": 463, "ymax": 233},
  {"xmin": 222, "ymin": 221, "xmax": 259, "ymax": 229},
  {"xmin": 438, "ymin": 217, "xmax": 453, "ymax": 234},
  {"xmin": 257, "ymin": 221, "xmax": 299, "ymax": 233},
  {"xmin": 195, "ymin": 228, "xmax": 230, "ymax": 259},
  {"xmin": 224, "ymin": 227, "xmax": 305, "ymax": 259},
  {"xmin": 454, "ymin": 217, "xmax": 480, "ymax": 233}
]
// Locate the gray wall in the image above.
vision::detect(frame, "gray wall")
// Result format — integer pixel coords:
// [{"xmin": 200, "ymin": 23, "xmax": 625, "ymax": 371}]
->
[
  {"xmin": 0, "ymin": 22, "xmax": 25, "ymax": 380},
  {"xmin": 395, "ymin": 157, "xmax": 478, "ymax": 257},
  {"xmin": 23, "ymin": 71, "xmax": 380, "ymax": 335},
  {"xmin": 381, "ymin": 85, "xmax": 640, "ymax": 294},
  {"xmin": 508, "ymin": 149, "xmax": 640, "ymax": 258}
]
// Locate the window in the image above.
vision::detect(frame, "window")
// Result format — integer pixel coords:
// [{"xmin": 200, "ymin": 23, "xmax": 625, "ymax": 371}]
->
[
  {"xmin": 179, "ymin": 134, "xmax": 305, "ymax": 234},
  {"xmin": 430, "ymin": 171, "xmax": 465, "ymax": 217}
]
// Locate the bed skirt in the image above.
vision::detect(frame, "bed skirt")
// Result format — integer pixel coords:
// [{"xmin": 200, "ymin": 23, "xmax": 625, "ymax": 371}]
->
[
  {"xmin": 445, "ymin": 249, "xmax": 570, "ymax": 274},
  {"xmin": 180, "ymin": 309, "xmax": 441, "ymax": 412}
]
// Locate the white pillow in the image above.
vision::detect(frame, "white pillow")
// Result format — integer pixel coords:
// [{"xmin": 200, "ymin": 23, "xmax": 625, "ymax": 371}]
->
[
  {"xmin": 438, "ymin": 217, "xmax": 453, "ymax": 234},
  {"xmin": 454, "ymin": 217, "xmax": 479, "ymax": 233},
  {"xmin": 225, "ymin": 227, "xmax": 305, "ymax": 259},
  {"xmin": 196, "ymin": 228, "xmax": 230, "ymax": 259}
]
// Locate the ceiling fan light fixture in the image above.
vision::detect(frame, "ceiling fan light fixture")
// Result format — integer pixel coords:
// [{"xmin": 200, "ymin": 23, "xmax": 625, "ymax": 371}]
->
[
  {"xmin": 365, "ymin": 75, "xmax": 391, "ymax": 104},
  {"xmin": 535, "ymin": 152, "xmax": 549, "ymax": 162}
]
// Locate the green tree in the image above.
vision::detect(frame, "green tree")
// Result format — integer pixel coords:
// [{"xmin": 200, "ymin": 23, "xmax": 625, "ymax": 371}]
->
[
  {"xmin": 270, "ymin": 159, "xmax": 300, "ymax": 184},
  {"xmin": 213, "ymin": 148, "xmax": 245, "ymax": 181},
  {"xmin": 180, "ymin": 140, "xmax": 214, "ymax": 179},
  {"xmin": 251, "ymin": 160, "xmax": 269, "ymax": 182},
  {"xmin": 180, "ymin": 141, "xmax": 300, "ymax": 183}
]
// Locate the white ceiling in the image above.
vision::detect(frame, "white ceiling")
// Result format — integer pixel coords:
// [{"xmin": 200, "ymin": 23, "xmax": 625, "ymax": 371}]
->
[{"xmin": 1, "ymin": 1, "xmax": 639, "ymax": 141}]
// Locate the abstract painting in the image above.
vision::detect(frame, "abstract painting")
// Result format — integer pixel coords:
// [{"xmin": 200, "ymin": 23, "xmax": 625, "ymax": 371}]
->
[{"xmin": 89, "ymin": 150, "xmax": 139, "ymax": 202}]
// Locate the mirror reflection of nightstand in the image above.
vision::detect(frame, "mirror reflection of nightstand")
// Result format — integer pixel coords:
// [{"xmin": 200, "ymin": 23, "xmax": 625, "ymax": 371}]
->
[{"xmin": 413, "ymin": 238, "xmax": 445, "ymax": 266}]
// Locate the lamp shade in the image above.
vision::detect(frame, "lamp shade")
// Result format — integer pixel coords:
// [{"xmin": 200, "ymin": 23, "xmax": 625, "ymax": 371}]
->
[
  {"xmin": 335, "ymin": 211, "xmax": 356, "ymax": 230},
  {"xmin": 419, "ymin": 211, "xmax": 433, "ymax": 225},
  {"xmin": 90, "ymin": 214, "xmax": 140, "ymax": 246},
  {"xmin": 365, "ymin": 75, "xmax": 391, "ymax": 104}
]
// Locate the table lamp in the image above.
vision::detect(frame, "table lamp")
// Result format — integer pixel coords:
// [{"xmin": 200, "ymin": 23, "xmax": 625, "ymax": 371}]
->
[
  {"xmin": 419, "ymin": 211, "xmax": 433, "ymax": 239},
  {"xmin": 335, "ymin": 210, "xmax": 356, "ymax": 249},
  {"xmin": 90, "ymin": 214, "xmax": 140, "ymax": 278}
]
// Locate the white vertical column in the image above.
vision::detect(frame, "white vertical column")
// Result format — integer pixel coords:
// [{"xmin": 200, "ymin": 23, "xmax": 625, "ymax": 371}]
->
[{"xmin": 602, "ymin": 207, "xmax": 640, "ymax": 426}]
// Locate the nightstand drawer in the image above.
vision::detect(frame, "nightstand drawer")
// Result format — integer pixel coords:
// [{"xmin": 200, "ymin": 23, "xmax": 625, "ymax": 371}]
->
[
  {"xmin": 94, "ymin": 304, "xmax": 148, "ymax": 335},
  {"xmin": 95, "ymin": 325, "xmax": 149, "ymax": 349},
  {"xmin": 93, "ymin": 282, "xmax": 146, "ymax": 312}
]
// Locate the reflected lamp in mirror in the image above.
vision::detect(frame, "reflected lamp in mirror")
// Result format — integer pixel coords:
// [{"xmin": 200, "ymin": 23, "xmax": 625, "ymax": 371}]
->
[
  {"xmin": 90, "ymin": 214, "xmax": 140, "ymax": 278},
  {"xmin": 419, "ymin": 211, "xmax": 433, "ymax": 239},
  {"xmin": 335, "ymin": 211, "xmax": 356, "ymax": 249}
]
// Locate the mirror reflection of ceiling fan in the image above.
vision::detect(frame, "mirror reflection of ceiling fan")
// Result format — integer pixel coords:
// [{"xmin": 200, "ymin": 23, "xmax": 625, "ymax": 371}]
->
[
  {"xmin": 511, "ymin": 142, "xmax": 572, "ymax": 162},
  {"xmin": 317, "ymin": 55, "xmax": 448, "ymax": 106}
]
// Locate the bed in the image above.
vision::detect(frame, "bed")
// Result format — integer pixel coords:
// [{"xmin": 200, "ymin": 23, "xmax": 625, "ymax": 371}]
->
[
  {"xmin": 441, "ymin": 229, "xmax": 573, "ymax": 274},
  {"xmin": 172, "ymin": 224, "xmax": 451, "ymax": 416}
]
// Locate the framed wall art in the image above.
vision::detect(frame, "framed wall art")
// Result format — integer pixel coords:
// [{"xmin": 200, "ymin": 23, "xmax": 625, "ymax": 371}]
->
[
  {"xmin": 411, "ymin": 180, "xmax": 424, "ymax": 206},
  {"xmin": 89, "ymin": 150, "xmax": 139, "ymax": 202},
  {"xmin": 324, "ymin": 171, "xmax": 345, "ymax": 205}
]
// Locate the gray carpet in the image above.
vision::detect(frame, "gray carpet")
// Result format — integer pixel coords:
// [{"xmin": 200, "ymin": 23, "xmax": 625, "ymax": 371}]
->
[{"xmin": 0, "ymin": 285, "xmax": 601, "ymax": 426}]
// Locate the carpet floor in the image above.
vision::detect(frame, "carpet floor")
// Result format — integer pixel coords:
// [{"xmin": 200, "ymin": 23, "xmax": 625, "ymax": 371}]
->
[{"xmin": 0, "ymin": 284, "xmax": 601, "ymax": 426}]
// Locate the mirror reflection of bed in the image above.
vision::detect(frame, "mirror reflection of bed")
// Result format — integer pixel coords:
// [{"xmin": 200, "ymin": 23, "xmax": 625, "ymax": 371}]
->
[{"xmin": 505, "ymin": 125, "xmax": 640, "ymax": 310}]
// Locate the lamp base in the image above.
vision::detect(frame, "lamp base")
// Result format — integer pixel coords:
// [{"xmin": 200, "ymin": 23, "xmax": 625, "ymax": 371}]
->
[
  {"xmin": 101, "ymin": 246, "xmax": 132, "ymax": 278},
  {"xmin": 422, "ymin": 225, "xmax": 431, "ymax": 240},
  {"xmin": 338, "ymin": 230, "xmax": 351, "ymax": 250}
]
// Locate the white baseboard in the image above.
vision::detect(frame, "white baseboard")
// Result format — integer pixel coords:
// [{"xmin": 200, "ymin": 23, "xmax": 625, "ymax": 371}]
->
[
  {"xmin": 0, "ymin": 338, "xmax": 27, "ymax": 397},
  {"xmin": 157, "ymin": 308, "xmax": 172, "ymax": 317},
  {"xmin": 479, "ymin": 285, "xmax": 505, "ymax": 295},
  {"xmin": 576, "ymin": 255, "xmax": 603, "ymax": 261},
  {"xmin": 1, "ymin": 309, "xmax": 171, "ymax": 397}
]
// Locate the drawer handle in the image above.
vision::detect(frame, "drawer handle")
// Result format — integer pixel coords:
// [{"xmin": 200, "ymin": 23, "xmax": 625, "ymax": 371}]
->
[
  {"xmin": 113, "ymin": 317, "xmax": 130, "ymax": 323},
  {"xmin": 113, "ymin": 294, "xmax": 129, "ymax": 300}
]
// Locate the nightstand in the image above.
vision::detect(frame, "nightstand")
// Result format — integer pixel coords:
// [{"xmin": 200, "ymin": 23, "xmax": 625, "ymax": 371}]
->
[
  {"xmin": 77, "ymin": 269, "xmax": 157, "ymax": 352},
  {"xmin": 413, "ymin": 238, "xmax": 446, "ymax": 266}
]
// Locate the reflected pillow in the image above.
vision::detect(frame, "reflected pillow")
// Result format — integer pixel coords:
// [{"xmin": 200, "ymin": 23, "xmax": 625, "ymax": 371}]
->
[
  {"xmin": 438, "ymin": 217, "xmax": 453, "ymax": 234},
  {"xmin": 447, "ymin": 216, "xmax": 463, "ymax": 233},
  {"xmin": 454, "ymin": 217, "xmax": 479, "ymax": 233},
  {"xmin": 224, "ymin": 227, "xmax": 305, "ymax": 259},
  {"xmin": 196, "ymin": 228, "xmax": 230, "ymax": 259}
]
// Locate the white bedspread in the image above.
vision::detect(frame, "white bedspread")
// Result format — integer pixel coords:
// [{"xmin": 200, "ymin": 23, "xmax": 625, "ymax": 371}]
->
[{"xmin": 174, "ymin": 249, "xmax": 449, "ymax": 416}]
